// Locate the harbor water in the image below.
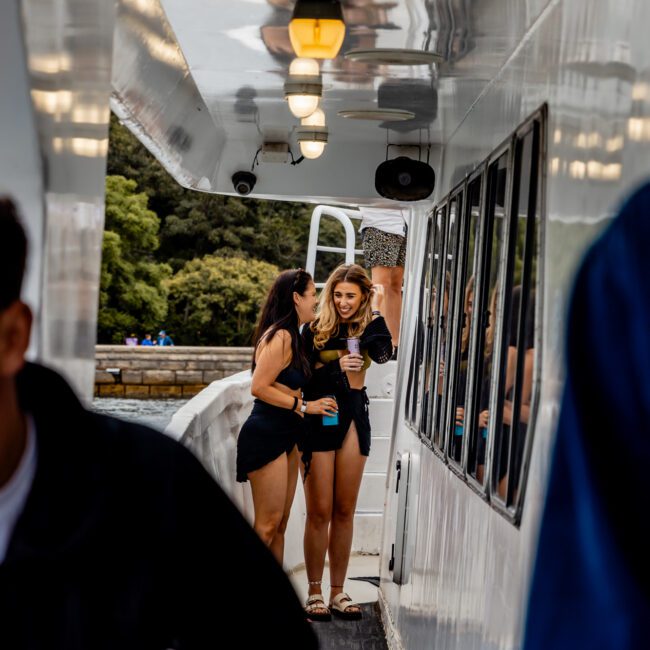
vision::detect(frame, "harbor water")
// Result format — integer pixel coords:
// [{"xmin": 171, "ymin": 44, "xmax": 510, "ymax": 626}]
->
[{"xmin": 91, "ymin": 397, "xmax": 189, "ymax": 431}]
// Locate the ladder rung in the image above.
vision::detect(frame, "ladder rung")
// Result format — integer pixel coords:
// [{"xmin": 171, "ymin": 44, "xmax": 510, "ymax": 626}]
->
[{"xmin": 316, "ymin": 245, "xmax": 365, "ymax": 255}]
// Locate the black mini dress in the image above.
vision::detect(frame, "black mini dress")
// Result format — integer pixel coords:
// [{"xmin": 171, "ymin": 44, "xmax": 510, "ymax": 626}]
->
[
  {"xmin": 236, "ymin": 365, "xmax": 307, "ymax": 483},
  {"xmin": 300, "ymin": 317, "xmax": 392, "ymax": 458}
]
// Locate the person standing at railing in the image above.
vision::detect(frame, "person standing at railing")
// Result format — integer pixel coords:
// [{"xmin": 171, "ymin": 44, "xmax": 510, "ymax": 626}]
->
[
  {"xmin": 236, "ymin": 269, "xmax": 336, "ymax": 565},
  {"xmin": 359, "ymin": 206, "xmax": 407, "ymax": 358},
  {"xmin": 0, "ymin": 198, "xmax": 317, "ymax": 649},
  {"xmin": 300, "ymin": 264, "xmax": 392, "ymax": 621}
]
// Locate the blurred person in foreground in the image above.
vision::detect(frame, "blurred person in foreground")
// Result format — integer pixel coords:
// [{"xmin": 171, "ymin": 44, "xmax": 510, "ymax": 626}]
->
[
  {"xmin": 523, "ymin": 183, "xmax": 650, "ymax": 650},
  {"xmin": 0, "ymin": 197, "xmax": 317, "ymax": 649}
]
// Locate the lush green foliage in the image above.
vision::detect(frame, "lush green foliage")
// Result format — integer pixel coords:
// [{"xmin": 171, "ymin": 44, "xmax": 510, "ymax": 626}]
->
[
  {"xmin": 166, "ymin": 255, "xmax": 278, "ymax": 346},
  {"xmin": 101, "ymin": 114, "xmax": 351, "ymax": 345},
  {"xmin": 98, "ymin": 176, "xmax": 171, "ymax": 343}
]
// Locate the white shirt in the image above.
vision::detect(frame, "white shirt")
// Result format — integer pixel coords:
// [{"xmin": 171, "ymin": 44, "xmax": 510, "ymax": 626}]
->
[
  {"xmin": 0, "ymin": 417, "xmax": 37, "ymax": 563},
  {"xmin": 359, "ymin": 206, "xmax": 407, "ymax": 236}
]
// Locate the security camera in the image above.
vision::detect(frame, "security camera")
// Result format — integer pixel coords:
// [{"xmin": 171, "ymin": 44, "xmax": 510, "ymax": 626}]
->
[{"xmin": 232, "ymin": 171, "xmax": 257, "ymax": 196}]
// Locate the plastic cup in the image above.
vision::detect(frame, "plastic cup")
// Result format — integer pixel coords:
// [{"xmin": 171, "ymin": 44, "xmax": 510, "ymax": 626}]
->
[
  {"xmin": 346, "ymin": 337, "xmax": 360, "ymax": 355},
  {"xmin": 322, "ymin": 394, "xmax": 339, "ymax": 427}
]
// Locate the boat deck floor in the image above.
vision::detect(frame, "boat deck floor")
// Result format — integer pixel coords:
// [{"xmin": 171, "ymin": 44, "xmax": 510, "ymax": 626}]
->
[{"xmin": 289, "ymin": 554, "xmax": 388, "ymax": 649}]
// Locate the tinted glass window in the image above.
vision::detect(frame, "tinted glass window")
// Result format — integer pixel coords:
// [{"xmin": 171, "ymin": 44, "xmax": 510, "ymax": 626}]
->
[
  {"xmin": 447, "ymin": 179, "xmax": 481, "ymax": 464},
  {"xmin": 467, "ymin": 152, "xmax": 508, "ymax": 486},
  {"xmin": 421, "ymin": 207, "xmax": 446, "ymax": 439},
  {"xmin": 434, "ymin": 193, "xmax": 461, "ymax": 450},
  {"xmin": 406, "ymin": 218, "xmax": 433, "ymax": 426},
  {"xmin": 493, "ymin": 126, "xmax": 540, "ymax": 505}
]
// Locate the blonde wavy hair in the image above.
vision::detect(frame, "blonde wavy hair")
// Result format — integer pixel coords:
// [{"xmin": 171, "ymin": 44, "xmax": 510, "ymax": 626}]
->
[{"xmin": 311, "ymin": 264, "xmax": 373, "ymax": 349}]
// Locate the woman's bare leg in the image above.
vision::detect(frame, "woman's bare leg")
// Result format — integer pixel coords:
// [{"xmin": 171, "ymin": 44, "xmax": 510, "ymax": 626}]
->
[
  {"xmin": 371, "ymin": 265, "xmax": 403, "ymax": 346},
  {"xmin": 302, "ymin": 451, "xmax": 335, "ymax": 605},
  {"xmin": 329, "ymin": 422, "xmax": 366, "ymax": 608},
  {"xmin": 269, "ymin": 446, "xmax": 300, "ymax": 564},
  {"xmin": 249, "ymin": 453, "xmax": 288, "ymax": 562}
]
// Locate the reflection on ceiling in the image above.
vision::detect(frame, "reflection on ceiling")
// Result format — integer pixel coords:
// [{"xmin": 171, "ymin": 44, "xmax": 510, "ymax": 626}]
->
[{"xmin": 111, "ymin": 0, "xmax": 650, "ymax": 204}]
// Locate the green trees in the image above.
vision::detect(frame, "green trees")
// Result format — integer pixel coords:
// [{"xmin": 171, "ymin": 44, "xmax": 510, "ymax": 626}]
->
[
  {"xmin": 98, "ymin": 176, "xmax": 171, "ymax": 343},
  {"xmin": 100, "ymin": 114, "xmax": 352, "ymax": 345},
  {"xmin": 166, "ymin": 255, "xmax": 278, "ymax": 346}
]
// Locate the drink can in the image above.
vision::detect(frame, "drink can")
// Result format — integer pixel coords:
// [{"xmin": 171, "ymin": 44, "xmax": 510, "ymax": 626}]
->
[
  {"xmin": 322, "ymin": 394, "xmax": 339, "ymax": 427},
  {"xmin": 346, "ymin": 337, "xmax": 360, "ymax": 355}
]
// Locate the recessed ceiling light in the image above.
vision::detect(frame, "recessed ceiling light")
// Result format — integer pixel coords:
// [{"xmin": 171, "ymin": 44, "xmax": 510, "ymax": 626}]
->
[
  {"xmin": 344, "ymin": 48, "xmax": 444, "ymax": 65},
  {"xmin": 338, "ymin": 109, "xmax": 415, "ymax": 121}
]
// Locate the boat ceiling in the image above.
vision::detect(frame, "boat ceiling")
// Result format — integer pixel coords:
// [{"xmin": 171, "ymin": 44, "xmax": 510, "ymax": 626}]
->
[{"xmin": 112, "ymin": 0, "xmax": 550, "ymax": 204}]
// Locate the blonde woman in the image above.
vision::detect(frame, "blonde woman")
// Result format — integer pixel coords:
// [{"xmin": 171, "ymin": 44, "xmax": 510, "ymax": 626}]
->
[{"xmin": 300, "ymin": 264, "xmax": 392, "ymax": 621}]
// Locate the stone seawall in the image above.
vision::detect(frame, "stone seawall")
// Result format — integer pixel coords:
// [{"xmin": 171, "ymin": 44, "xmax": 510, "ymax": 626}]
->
[{"xmin": 95, "ymin": 345, "xmax": 253, "ymax": 398}]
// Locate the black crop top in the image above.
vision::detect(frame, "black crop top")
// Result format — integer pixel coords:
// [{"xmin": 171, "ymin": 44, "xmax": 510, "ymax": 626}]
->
[
  {"xmin": 301, "ymin": 316, "xmax": 393, "ymax": 397},
  {"xmin": 275, "ymin": 365, "xmax": 308, "ymax": 390}
]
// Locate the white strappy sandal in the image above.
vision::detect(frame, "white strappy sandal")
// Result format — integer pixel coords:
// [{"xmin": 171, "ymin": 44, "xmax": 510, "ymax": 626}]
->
[
  {"xmin": 305, "ymin": 593, "xmax": 332, "ymax": 622},
  {"xmin": 329, "ymin": 592, "xmax": 362, "ymax": 620}
]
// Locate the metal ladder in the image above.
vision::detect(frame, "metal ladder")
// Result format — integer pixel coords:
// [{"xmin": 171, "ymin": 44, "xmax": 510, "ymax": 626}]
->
[{"xmin": 305, "ymin": 205, "xmax": 363, "ymax": 288}]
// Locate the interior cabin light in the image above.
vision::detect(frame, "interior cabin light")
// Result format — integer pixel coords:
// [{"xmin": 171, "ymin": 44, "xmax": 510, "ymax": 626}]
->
[
  {"xmin": 296, "ymin": 108, "xmax": 328, "ymax": 159},
  {"xmin": 284, "ymin": 57, "xmax": 322, "ymax": 118},
  {"xmin": 289, "ymin": 0, "xmax": 346, "ymax": 60}
]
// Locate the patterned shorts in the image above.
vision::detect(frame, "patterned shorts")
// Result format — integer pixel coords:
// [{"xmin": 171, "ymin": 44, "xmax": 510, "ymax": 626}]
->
[{"xmin": 362, "ymin": 227, "xmax": 407, "ymax": 268}]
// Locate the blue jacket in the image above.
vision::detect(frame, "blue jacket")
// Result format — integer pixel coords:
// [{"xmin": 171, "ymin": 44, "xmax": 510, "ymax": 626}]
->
[{"xmin": 524, "ymin": 183, "xmax": 650, "ymax": 649}]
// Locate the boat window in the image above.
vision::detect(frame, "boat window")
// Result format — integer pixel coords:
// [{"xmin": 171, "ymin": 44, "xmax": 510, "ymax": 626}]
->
[
  {"xmin": 403, "ymin": 106, "xmax": 545, "ymax": 524},
  {"xmin": 491, "ymin": 123, "xmax": 541, "ymax": 509},
  {"xmin": 421, "ymin": 206, "xmax": 446, "ymax": 441},
  {"xmin": 447, "ymin": 178, "xmax": 481, "ymax": 466},
  {"xmin": 405, "ymin": 216, "xmax": 433, "ymax": 427},
  {"xmin": 466, "ymin": 151, "xmax": 509, "ymax": 487},
  {"xmin": 433, "ymin": 191, "xmax": 462, "ymax": 451}
]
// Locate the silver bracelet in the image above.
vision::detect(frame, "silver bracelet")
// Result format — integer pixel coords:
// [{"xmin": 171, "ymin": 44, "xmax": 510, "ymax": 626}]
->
[{"xmin": 371, "ymin": 310, "xmax": 381, "ymax": 316}]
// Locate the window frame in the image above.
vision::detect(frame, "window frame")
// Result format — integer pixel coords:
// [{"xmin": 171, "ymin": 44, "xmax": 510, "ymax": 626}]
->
[
  {"xmin": 487, "ymin": 110, "xmax": 546, "ymax": 523},
  {"xmin": 444, "ymin": 171, "xmax": 484, "ymax": 478},
  {"xmin": 462, "ymin": 141, "xmax": 514, "ymax": 496},
  {"xmin": 404, "ymin": 214, "xmax": 434, "ymax": 430},
  {"xmin": 400, "ymin": 105, "xmax": 547, "ymax": 525},
  {"xmin": 420, "ymin": 203, "xmax": 447, "ymax": 454}
]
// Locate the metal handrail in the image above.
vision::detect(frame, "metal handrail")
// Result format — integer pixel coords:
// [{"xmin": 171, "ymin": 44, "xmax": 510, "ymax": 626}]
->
[{"xmin": 305, "ymin": 205, "xmax": 363, "ymax": 287}]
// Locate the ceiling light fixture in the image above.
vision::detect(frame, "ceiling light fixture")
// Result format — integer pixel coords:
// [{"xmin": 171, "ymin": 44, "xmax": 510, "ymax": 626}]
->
[
  {"xmin": 296, "ymin": 108, "xmax": 328, "ymax": 159},
  {"xmin": 338, "ymin": 108, "xmax": 415, "ymax": 121},
  {"xmin": 284, "ymin": 57, "xmax": 323, "ymax": 118},
  {"xmin": 289, "ymin": 0, "xmax": 346, "ymax": 60},
  {"xmin": 344, "ymin": 48, "xmax": 444, "ymax": 65}
]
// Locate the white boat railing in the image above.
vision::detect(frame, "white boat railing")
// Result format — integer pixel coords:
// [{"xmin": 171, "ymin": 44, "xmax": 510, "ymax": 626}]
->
[
  {"xmin": 305, "ymin": 205, "xmax": 363, "ymax": 288},
  {"xmin": 165, "ymin": 361, "xmax": 396, "ymax": 572},
  {"xmin": 165, "ymin": 369, "xmax": 309, "ymax": 571}
]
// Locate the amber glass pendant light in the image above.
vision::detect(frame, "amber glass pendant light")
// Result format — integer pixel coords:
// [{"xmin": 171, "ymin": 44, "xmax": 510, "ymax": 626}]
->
[{"xmin": 289, "ymin": 0, "xmax": 345, "ymax": 60}]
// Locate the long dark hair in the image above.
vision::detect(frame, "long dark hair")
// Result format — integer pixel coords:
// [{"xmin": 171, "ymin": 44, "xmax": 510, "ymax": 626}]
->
[{"xmin": 252, "ymin": 268, "xmax": 312, "ymax": 376}]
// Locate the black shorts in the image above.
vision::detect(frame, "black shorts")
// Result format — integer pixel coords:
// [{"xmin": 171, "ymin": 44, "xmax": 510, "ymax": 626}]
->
[
  {"xmin": 301, "ymin": 388, "xmax": 371, "ymax": 456},
  {"xmin": 236, "ymin": 400, "xmax": 305, "ymax": 482},
  {"xmin": 362, "ymin": 227, "xmax": 407, "ymax": 268}
]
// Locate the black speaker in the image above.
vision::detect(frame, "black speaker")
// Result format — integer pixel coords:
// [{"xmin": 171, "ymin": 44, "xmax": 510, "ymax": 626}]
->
[{"xmin": 375, "ymin": 157, "xmax": 435, "ymax": 201}]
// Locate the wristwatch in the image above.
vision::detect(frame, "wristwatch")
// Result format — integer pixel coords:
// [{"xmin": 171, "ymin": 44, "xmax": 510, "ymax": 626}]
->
[
  {"xmin": 300, "ymin": 400, "xmax": 308, "ymax": 414},
  {"xmin": 371, "ymin": 310, "xmax": 381, "ymax": 316}
]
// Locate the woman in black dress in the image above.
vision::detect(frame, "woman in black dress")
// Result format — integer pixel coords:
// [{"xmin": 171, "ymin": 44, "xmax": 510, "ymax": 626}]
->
[
  {"xmin": 301, "ymin": 264, "xmax": 392, "ymax": 621},
  {"xmin": 236, "ymin": 269, "xmax": 336, "ymax": 565}
]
